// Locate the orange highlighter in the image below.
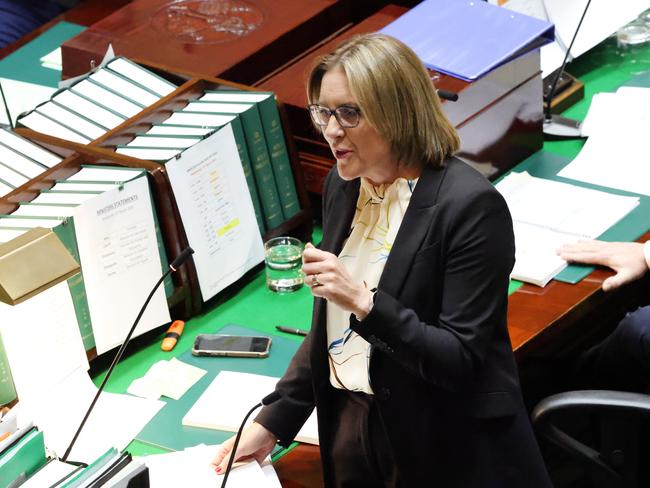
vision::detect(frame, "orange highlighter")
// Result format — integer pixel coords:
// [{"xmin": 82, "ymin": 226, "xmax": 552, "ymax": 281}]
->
[{"xmin": 161, "ymin": 320, "xmax": 185, "ymax": 351}]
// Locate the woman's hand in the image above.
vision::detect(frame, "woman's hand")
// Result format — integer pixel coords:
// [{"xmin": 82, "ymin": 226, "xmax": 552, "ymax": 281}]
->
[
  {"xmin": 557, "ymin": 240, "xmax": 648, "ymax": 292},
  {"xmin": 209, "ymin": 422, "xmax": 277, "ymax": 474},
  {"xmin": 302, "ymin": 243, "xmax": 373, "ymax": 319}
]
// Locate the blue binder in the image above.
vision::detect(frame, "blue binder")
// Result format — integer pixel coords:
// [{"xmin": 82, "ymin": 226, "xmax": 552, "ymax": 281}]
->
[{"xmin": 380, "ymin": 0, "xmax": 554, "ymax": 81}]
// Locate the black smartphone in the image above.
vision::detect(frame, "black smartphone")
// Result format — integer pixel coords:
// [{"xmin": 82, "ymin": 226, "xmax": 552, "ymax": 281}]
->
[{"xmin": 191, "ymin": 334, "xmax": 272, "ymax": 358}]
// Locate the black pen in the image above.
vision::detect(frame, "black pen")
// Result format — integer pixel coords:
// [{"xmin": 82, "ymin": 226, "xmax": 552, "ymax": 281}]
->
[{"xmin": 275, "ymin": 325, "xmax": 308, "ymax": 336}]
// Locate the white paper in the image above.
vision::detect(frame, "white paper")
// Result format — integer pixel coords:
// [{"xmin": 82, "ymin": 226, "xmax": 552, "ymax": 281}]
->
[
  {"xmin": 200, "ymin": 92, "xmax": 271, "ymax": 103},
  {"xmin": 30, "ymin": 191, "xmax": 99, "ymax": 205},
  {"xmin": 127, "ymin": 135, "xmax": 199, "ymax": 148},
  {"xmin": 579, "ymin": 91, "xmax": 617, "ymax": 137},
  {"xmin": 72, "ymin": 176, "xmax": 170, "ymax": 354},
  {"xmin": 544, "ymin": 0, "xmax": 650, "ymax": 58},
  {"xmin": 183, "ymin": 371, "xmax": 319, "ymax": 445},
  {"xmin": 127, "ymin": 358, "xmax": 206, "ymax": 400},
  {"xmin": 184, "ymin": 101, "xmax": 253, "ymax": 114},
  {"xmin": 0, "ymin": 162, "xmax": 28, "ymax": 187},
  {"xmin": 0, "ymin": 77, "xmax": 56, "ymax": 126},
  {"xmin": 146, "ymin": 125, "xmax": 213, "ymax": 136},
  {"xmin": 0, "ymin": 144, "xmax": 47, "ymax": 178},
  {"xmin": 18, "ymin": 111, "xmax": 90, "ymax": 144},
  {"xmin": 21, "ymin": 460, "xmax": 78, "ymax": 487},
  {"xmin": 0, "ymin": 228, "xmax": 25, "ymax": 242},
  {"xmin": 0, "ymin": 128, "xmax": 62, "ymax": 168},
  {"xmin": 107, "ymin": 58, "xmax": 176, "ymax": 97},
  {"xmin": 51, "ymin": 181, "xmax": 121, "ymax": 192},
  {"xmin": 37, "ymin": 102, "xmax": 106, "ymax": 140},
  {"xmin": 53, "ymin": 90, "xmax": 125, "ymax": 130},
  {"xmin": 0, "ymin": 282, "xmax": 88, "ymax": 405},
  {"xmin": 558, "ymin": 88, "xmax": 650, "ymax": 196},
  {"xmin": 496, "ymin": 171, "xmax": 639, "ymax": 286},
  {"xmin": 140, "ymin": 444, "xmax": 276, "ymax": 488},
  {"xmin": 116, "ymin": 147, "xmax": 182, "ymax": 160},
  {"xmin": 166, "ymin": 125, "xmax": 264, "ymax": 301},
  {"xmin": 0, "ymin": 216, "xmax": 62, "ymax": 228},
  {"xmin": 40, "ymin": 48, "xmax": 63, "ymax": 71},
  {"xmin": 90, "ymin": 70, "xmax": 160, "ymax": 106},
  {"xmin": 71, "ymin": 79, "xmax": 142, "ymax": 118},
  {"xmin": 11, "ymin": 204, "xmax": 76, "ymax": 217},
  {"xmin": 163, "ymin": 112, "xmax": 235, "ymax": 127},
  {"xmin": 67, "ymin": 166, "xmax": 142, "ymax": 182},
  {"xmin": 15, "ymin": 368, "xmax": 164, "ymax": 462}
]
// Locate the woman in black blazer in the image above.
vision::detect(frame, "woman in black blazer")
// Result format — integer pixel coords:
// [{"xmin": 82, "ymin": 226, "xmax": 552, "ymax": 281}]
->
[{"xmin": 212, "ymin": 33, "xmax": 551, "ymax": 487}]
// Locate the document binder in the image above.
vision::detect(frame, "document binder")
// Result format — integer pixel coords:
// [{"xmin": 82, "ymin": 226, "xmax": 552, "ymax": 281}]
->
[{"xmin": 380, "ymin": 0, "xmax": 554, "ymax": 81}]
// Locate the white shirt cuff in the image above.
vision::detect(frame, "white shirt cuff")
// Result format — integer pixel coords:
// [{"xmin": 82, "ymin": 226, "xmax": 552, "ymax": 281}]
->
[{"xmin": 644, "ymin": 241, "xmax": 650, "ymax": 270}]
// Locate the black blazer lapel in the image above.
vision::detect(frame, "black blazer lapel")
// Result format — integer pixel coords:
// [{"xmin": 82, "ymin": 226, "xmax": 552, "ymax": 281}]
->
[{"xmin": 377, "ymin": 164, "xmax": 448, "ymax": 298}]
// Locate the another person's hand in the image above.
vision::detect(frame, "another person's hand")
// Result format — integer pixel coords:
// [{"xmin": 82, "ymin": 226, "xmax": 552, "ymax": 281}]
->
[
  {"xmin": 209, "ymin": 422, "xmax": 277, "ymax": 474},
  {"xmin": 302, "ymin": 243, "xmax": 373, "ymax": 319},
  {"xmin": 557, "ymin": 240, "xmax": 648, "ymax": 292}
]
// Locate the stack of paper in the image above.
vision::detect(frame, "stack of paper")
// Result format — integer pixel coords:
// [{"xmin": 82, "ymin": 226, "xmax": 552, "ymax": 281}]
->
[
  {"xmin": 496, "ymin": 171, "xmax": 639, "ymax": 286},
  {"xmin": 558, "ymin": 86, "xmax": 650, "ymax": 196},
  {"xmin": 140, "ymin": 444, "xmax": 281, "ymax": 488},
  {"xmin": 183, "ymin": 371, "xmax": 319, "ymax": 445},
  {"xmin": 0, "ymin": 282, "xmax": 164, "ymax": 463}
]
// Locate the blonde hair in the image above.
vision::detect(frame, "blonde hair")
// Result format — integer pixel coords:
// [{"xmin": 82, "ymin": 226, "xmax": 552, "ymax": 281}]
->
[{"xmin": 307, "ymin": 33, "xmax": 460, "ymax": 168}]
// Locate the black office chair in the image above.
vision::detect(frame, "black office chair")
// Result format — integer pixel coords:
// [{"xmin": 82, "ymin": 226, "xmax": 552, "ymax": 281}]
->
[{"xmin": 532, "ymin": 390, "xmax": 650, "ymax": 488}]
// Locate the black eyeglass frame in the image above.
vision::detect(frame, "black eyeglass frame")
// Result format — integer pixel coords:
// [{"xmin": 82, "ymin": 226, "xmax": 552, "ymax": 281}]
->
[{"xmin": 307, "ymin": 104, "xmax": 362, "ymax": 128}]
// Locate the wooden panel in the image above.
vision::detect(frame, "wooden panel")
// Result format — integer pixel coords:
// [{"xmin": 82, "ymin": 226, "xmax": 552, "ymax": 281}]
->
[{"xmin": 60, "ymin": 0, "xmax": 352, "ymax": 84}]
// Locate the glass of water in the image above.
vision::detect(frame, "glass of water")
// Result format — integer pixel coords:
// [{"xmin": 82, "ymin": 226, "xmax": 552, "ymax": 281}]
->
[{"xmin": 264, "ymin": 236, "xmax": 304, "ymax": 293}]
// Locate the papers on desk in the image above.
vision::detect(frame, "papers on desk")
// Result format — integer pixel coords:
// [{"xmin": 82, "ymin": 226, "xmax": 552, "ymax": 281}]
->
[
  {"xmin": 140, "ymin": 444, "xmax": 281, "ymax": 488},
  {"xmin": 127, "ymin": 358, "xmax": 206, "ymax": 400},
  {"xmin": 496, "ymin": 172, "xmax": 639, "ymax": 286},
  {"xmin": 559, "ymin": 86, "xmax": 650, "ymax": 196},
  {"xmin": 0, "ymin": 281, "xmax": 163, "ymax": 462},
  {"xmin": 166, "ymin": 124, "xmax": 264, "ymax": 302},
  {"xmin": 502, "ymin": 0, "xmax": 650, "ymax": 77},
  {"xmin": 183, "ymin": 371, "xmax": 319, "ymax": 445}
]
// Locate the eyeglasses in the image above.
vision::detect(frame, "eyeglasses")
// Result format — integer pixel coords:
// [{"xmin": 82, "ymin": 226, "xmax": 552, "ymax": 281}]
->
[{"xmin": 307, "ymin": 104, "xmax": 362, "ymax": 128}]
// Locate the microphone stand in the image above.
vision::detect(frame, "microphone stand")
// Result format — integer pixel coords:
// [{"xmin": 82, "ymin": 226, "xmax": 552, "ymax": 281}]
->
[
  {"xmin": 0, "ymin": 81, "xmax": 13, "ymax": 129},
  {"xmin": 61, "ymin": 247, "xmax": 194, "ymax": 462},
  {"xmin": 220, "ymin": 391, "xmax": 280, "ymax": 488},
  {"xmin": 543, "ymin": 0, "xmax": 592, "ymax": 139}
]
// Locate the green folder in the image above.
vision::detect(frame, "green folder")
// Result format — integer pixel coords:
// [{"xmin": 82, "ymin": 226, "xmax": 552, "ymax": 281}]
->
[{"xmin": 0, "ymin": 428, "xmax": 47, "ymax": 488}]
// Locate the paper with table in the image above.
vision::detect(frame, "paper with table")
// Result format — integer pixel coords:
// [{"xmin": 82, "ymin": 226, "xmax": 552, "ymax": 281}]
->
[
  {"xmin": 183, "ymin": 370, "xmax": 319, "ymax": 445},
  {"xmin": 165, "ymin": 124, "xmax": 264, "ymax": 302},
  {"xmin": 496, "ymin": 171, "xmax": 639, "ymax": 286},
  {"xmin": 140, "ymin": 444, "xmax": 281, "ymax": 488}
]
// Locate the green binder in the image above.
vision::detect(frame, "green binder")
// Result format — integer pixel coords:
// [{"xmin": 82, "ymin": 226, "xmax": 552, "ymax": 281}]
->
[
  {"xmin": 0, "ymin": 428, "xmax": 47, "ymax": 488},
  {"xmin": 202, "ymin": 91, "xmax": 301, "ymax": 219},
  {"xmin": 0, "ymin": 333, "xmax": 16, "ymax": 406}
]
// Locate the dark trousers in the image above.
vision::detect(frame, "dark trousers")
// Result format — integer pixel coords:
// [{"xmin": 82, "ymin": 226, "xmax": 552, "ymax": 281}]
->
[
  {"xmin": 324, "ymin": 388, "xmax": 399, "ymax": 488},
  {"xmin": 575, "ymin": 305, "xmax": 650, "ymax": 392}
]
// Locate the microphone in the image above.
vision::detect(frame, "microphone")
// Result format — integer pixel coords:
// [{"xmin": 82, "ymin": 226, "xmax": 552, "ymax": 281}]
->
[
  {"xmin": 220, "ymin": 391, "xmax": 281, "ymax": 488},
  {"xmin": 61, "ymin": 247, "xmax": 195, "ymax": 462},
  {"xmin": 437, "ymin": 89, "xmax": 459, "ymax": 102},
  {"xmin": 542, "ymin": 0, "xmax": 592, "ymax": 138}
]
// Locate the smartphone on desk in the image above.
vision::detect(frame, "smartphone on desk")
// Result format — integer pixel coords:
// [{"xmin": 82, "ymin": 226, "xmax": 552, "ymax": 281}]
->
[{"xmin": 192, "ymin": 334, "xmax": 272, "ymax": 358}]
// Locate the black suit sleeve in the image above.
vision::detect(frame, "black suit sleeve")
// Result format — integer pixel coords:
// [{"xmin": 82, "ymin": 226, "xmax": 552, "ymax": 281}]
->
[{"xmin": 351, "ymin": 187, "xmax": 515, "ymax": 392}]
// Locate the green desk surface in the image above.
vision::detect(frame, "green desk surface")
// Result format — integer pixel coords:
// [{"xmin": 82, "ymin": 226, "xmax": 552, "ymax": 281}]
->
[{"xmin": 0, "ymin": 21, "xmax": 84, "ymax": 86}]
